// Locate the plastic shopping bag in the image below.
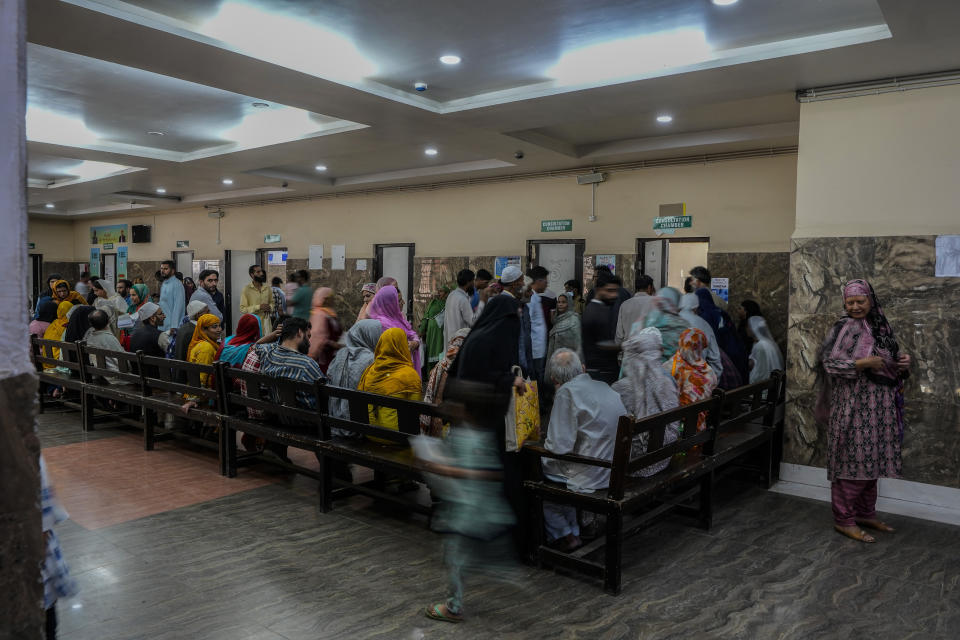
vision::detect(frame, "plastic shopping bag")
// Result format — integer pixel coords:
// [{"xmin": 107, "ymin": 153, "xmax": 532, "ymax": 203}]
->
[{"xmin": 505, "ymin": 366, "xmax": 540, "ymax": 451}]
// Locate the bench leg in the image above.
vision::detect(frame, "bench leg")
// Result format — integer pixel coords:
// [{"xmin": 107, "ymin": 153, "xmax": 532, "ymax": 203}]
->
[
  {"xmin": 698, "ymin": 472, "xmax": 714, "ymax": 531},
  {"xmin": 144, "ymin": 409, "xmax": 156, "ymax": 451},
  {"xmin": 225, "ymin": 427, "xmax": 238, "ymax": 478},
  {"xmin": 317, "ymin": 453, "xmax": 333, "ymax": 513},
  {"xmin": 603, "ymin": 510, "xmax": 623, "ymax": 595},
  {"xmin": 37, "ymin": 382, "xmax": 45, "ymax": 414},
  {"xmin": 81, "ymin": 392, "xmax": 94, "ymax": 432}
]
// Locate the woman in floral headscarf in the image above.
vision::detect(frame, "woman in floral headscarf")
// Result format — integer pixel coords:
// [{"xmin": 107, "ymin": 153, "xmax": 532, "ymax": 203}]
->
[
  {"xmin": 817, "ymin": 279, "xmax": 910, "ymax": 543},
  {"xmin": 664, "ymin": 327, "xmax": 718, "ymax": 432}
]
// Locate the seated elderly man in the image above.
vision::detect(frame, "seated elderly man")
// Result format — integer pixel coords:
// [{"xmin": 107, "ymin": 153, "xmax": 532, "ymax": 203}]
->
[
  {"xmin": 85, "ymin": 309, "xmax": 126, "ymax": 381},
  {"xmin": 542, "ymin": 348, "xmax": 626, "ymax": 551}
]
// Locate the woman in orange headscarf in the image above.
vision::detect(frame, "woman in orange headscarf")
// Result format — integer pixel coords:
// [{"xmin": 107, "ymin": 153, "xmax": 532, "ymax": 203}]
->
[
  {"xmin": 51, "ymin": 279, "xmax": 86, "ymax": 306},
  {"xmin": 308, "ymin": 287, "xmax": 342, "ymax": 374},
  {"xmin": 181, "ymin": 314, "xmax": 222, "ymax": 413},
  {"xmin": 664, "ymin": 327, "xmax": 718, "ymax": 432},
  {"xmin": 358, "ymin": 327, "xmax": 422, "ymax": 440}
]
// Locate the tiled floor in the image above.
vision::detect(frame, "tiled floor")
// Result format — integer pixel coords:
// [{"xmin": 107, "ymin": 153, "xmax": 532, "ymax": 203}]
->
[{"xmin": 39, "ymin": 410, "xmax": 960, "ymax": 639}]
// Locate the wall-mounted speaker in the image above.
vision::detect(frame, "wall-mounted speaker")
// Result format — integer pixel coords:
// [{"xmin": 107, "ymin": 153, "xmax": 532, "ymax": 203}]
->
[{"xmin": 131, "ymin": 225, "xmax": 151, "ymax": 243}]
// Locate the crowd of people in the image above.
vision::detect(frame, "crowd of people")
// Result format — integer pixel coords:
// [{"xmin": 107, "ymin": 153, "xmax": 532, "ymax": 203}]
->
[{"xmin": 32, "ymin": 259, "xmax": 913, "ymax": 621}]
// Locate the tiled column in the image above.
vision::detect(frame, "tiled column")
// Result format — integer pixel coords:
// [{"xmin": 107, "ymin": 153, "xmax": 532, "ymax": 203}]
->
[{"xmin": 0, "ymin": 0, "xmax": 44, "ymax": 636}]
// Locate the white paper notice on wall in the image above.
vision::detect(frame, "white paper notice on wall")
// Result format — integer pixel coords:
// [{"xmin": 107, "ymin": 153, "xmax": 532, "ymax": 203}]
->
[
  {"xmin": 332, "ymin": 245, "xmax": 346, "ymax": 270},
  {"xmin": 308, "ymin": 245, "xmax": 324, "ymax": 270},
  {"xmin": 935, "ymin": 235, "xmax": 960, "ymax": 277},
  {"xmin": 267, "ymin": 250, "xmax": 287, "ymax": 266},
  {"xmin": 356, "ymin": 259, "xmax": 367, "ymax": 271}
]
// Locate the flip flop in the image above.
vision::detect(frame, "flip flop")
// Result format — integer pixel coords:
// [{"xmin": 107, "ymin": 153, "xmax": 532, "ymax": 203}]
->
[
  {"xmin": 856, "ymin": 519, "xmax": 895, "ymax": 533},
  {"xmin": 834, "ymin": 525, "xmax": 876, "ymax": 543},
  {"xmin": 425, "ymin": 603, "xmax": 463, "ymax": 623}
]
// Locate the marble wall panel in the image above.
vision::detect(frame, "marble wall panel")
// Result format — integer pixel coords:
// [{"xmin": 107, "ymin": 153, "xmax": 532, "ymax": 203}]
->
[
  {"xmin": 708, "ymin": 252, "xmax": 790, "ymax": 357},
  {"xmin": 411, "ymin": 256, "xmax": 498, "ymax": 328},
  {"xmin": 786, "ymin": 236, "xmax": 960, "ymax": 488},
  {"xmin": 282, "ymin": 258, "xmax": 374, "ymax": 328}
]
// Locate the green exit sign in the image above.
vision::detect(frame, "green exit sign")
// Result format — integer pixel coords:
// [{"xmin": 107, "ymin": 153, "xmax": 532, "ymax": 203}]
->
[
  {"xmin": 28, "ymin": 242, "xmax": 35, "ymax": 250},
  {"xmin": 541, "ymin": 219, "xmax": 572, "ymax": 232}
]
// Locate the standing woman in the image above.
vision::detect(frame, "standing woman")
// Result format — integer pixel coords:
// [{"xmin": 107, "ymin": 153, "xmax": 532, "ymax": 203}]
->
[
  {"xmin": 737, "ymin": 300, "xmax": 763, "ymax": 348},
  {"xmin": 356, "ymin": 282, "xmax": 377, "ymax": 321},
  {"xmin": 664, "ymin": 327, "xmax": 718, "ymax": 432},
  {"xmin": 419, "ymin": 284, "xmax": 452, "ymax": 379},
  {"xmin": 640, "ymin": 286, "xmax": 691, "ymax": 362},
  {"xmin": 547, "ymin": 292, "xmax": 582, "ymax": 361},
  {"xmin": 818, "ymin": 279, "xmax": 910, "ymax": 543},
  {"xmin": 308, "ymin": 287, "xmax": 342, "ymax": 374},
  {"xmin": 366, "ymin": 285, "xmax": 422, "ymax": 375},
  {"xmin": 747, "ymin": 316, "xmax": 783, "ymax": 384}
]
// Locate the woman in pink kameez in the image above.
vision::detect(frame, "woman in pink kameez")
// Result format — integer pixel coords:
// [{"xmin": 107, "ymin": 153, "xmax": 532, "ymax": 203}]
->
[{"xmin": 817, "ymin": 279, "xmax": 911, "ymax": 543}]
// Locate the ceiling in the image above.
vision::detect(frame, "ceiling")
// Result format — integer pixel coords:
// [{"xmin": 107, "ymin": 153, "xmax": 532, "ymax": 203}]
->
[{"xmin": 24, "ymin": 0, "xmax": 960, "ymax": 218}]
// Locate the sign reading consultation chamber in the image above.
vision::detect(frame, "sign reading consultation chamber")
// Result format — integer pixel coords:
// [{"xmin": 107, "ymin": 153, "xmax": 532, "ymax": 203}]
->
[
  {"xmin": 541, "ymin": 219, "xmax": 573, "ymax": 232},
  {"xmin": 653, "ymin": 215, "xmax": 692, "ymax": 230}
]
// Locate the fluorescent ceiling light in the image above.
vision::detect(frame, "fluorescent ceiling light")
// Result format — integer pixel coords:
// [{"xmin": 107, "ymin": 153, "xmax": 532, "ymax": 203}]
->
[
  {"xmin": 202, "ymin": 3, "xmax": 377, "ymax": 83},
  {"xmin": 424, "ymin": 147, "xmax": 438, "ymax": 156},
  {"xmin": 712, "ymin": 0, "xmax": 739, "ymax": 6},
  {"xmin": 222, "ymin": 178, "xmax": 234, "ymax": 185},
  {"xmin": 156, "ymin": 187, "xmax": 166, "ymax": 194},
  {"xmin": 218, "ymin": 105, "xmax": 326, "ymax": 148},
  {"xmin": 252, "ymin": 102, "xmax": 270, "ymax": 109},
  {"xmin": 656, "ymin": 114, "xmax": 674, "ymax": 123},
  {"xmin": 147, "ymin": 131, "xmax": 165, "ymax": 136},
  {"xmin": 315, "ymin": 164, "xmax": 327, "ymax": 172},
  {"xmin": 26, "ymin": 107, "xmax": 100, "ymax": 147},
  {"xmin": 546, "ymin": 28, "xmax": 712, "ymax": 85},
  {"xmin": 45, "ymin": 203, "xmax": 55, "ymax": 209},
  {"xmin": 439, "ymin": 55, "xmax": 461, "ymax": 65}
]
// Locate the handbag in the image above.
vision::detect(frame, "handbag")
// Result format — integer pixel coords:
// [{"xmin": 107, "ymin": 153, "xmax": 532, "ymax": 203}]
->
[{"xmin": 505, "ymin": 365, "xmax": 540, "ymax": 451}]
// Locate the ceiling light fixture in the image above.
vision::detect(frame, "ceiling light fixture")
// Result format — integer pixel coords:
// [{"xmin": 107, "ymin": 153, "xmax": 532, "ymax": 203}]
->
[
  {"xmin": 314, "ymin": 164, "xmax": 327, "ymax": 172},
  {"xmin": 424, "ymin": 147, "xmax": 438, "ymax": 156},
  {"xmin": 45, "ymin": 203, "xmax": 55, "ymax": 209},
  {"xmin": 712, "ymin": 0, "xmax": 738, "ymax": 5},
  {"xmin": 222, "ymin": 178, "xmax": 234, "ymax": 185},
  {"xmin": 439, "ymin": 55, "xmax": 461, "ymax": 65},
  {"xmin": 147, "ymin": 131, "xmax": 165, "ymax": 136},
  {"xmin": 155, "ymin": 187, "xmax": 166, "ymax": 194},
  {"xmin": 251, "ymin": 102, "xmax": 270, "ymax": 109},
  {"xmin": 656, "ymin": 114, "xmax": 674, "ymax": 123}
]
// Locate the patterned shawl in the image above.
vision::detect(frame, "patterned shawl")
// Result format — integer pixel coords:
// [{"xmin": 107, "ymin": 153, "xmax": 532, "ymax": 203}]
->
[
  {"xmin": 665, "ymin": 327, "xmax": 718, "ymax": 431},
  {"xmin": 641, "ymin": 287, "xmax": 690, "ymax": 363},
  {"xmin": 420, "ymin": 328, "xmax": 470, "ymax": 436}
]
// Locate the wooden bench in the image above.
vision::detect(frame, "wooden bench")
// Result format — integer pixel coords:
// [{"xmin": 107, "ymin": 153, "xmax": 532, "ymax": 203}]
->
[
  {"xmin": 523, "ymin": 395, "xmax": 723, "ymax": 594},
  {"xmin": 30, "ymin": 336, "xmax": 85, "ymax": 414},
  {"xmin": 711, "ymin": 371, "xmax": 784, "ymax": 489},
  {"xmin": 137, "ymin": 354, "xmax": 220, "ymax": 455},
  {"xmin": 76, "ymin": 342, "xmax": 147, "ymax": 434}
]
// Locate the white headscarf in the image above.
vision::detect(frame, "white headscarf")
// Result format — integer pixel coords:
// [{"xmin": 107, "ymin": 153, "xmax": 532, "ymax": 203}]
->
[
  {"xmin": 748, "ymin": 316, "xmax": 783, "ymax": 383},
  {"xmin": 612, "ymin": 326, "xmax": 680, "ymax": 478}
]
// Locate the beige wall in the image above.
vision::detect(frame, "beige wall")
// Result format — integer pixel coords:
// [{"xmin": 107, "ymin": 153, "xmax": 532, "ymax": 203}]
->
[
  {"xmin": 795, "ymin": 83, "xmax": 960, "ymax": 238},
  {"xmin": 27, "ymin": 218, "xmax": 74, "ymax": 261},
  {"xmin": 30, "ymin": 154, "xmax": 797, "ymax": 262}
]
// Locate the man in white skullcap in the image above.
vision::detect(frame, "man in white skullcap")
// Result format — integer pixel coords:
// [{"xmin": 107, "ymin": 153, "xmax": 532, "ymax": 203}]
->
[
  {"xmin": 129, "ymin": 302, "xmax": 167, "ymax": 358},
  {"xmin": 499, "ymin": 265, "xmax": 533, "ymax": 376}
]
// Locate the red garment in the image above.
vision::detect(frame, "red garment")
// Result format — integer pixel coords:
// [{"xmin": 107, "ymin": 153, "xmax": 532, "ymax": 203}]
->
[
  {"xmin": 215, "ymin": 313, "xmax": 261, "ymax": 361},
  {"xmin": 831, "ymin": 479, "xmax": 878, "ymax": 527}
]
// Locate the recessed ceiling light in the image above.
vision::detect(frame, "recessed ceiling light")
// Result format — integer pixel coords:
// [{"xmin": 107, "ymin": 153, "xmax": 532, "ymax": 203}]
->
[
  {"xmin": 147, "ymin": 131, "xmax": 165, "ymax": 136},
  {"xmin": 712, "ymin": 0, "xmax": 738, "ymax": 5},
  {"xmin": 314, "ymin": 164, "xmax": 327, "ymax": 172},
  {"xmin": 656, "ymin": 114, "xmax": 674, "ymax": 123},
  {"xmin": 439, "ymin": 55, "xmax": 461, "ymax": 65},
  {"xmin": 251, "ymin": 102, "xmax": 270, "ymax": 109},
  {"xmin": 424, "ymin": 147, "xmax": 438, "ymax": 156},
  {"xmin": 222, "ymin": 178, "xmax": 234, "ymax": 185},
  {"xmin": 45, "ymin": 203, "xmax": 55, "ymax": 209},
  {"xmin": 155, "ymin": 187, "xmax": 166, "ymax": 194}
]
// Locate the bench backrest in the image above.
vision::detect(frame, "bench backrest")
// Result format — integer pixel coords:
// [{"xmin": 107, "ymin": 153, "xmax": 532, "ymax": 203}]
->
[
  {"xmin": 609, "ymin": 395, "xmax": 723, "ymax": 499},
  {"xmin": 137, "ymin": 353, "xmax": 219, "ymax": 407},
  {"xmin": 318, "ymin": 384, "xmax": 444, "ymax": 445},
  {"xmin": 217, "ymin": 363, "xmax": 321, "ymax": 429},
  {"xmin": 30, "ymin": 335, "xmax": 82, "ymax": 375},
  {"xmin": 713, "ymin": 371, "xmax": 783, "ymax": 430},
  {"xmin": 78, "ymin": 343, "xmax": 143, "ymax": 387}
]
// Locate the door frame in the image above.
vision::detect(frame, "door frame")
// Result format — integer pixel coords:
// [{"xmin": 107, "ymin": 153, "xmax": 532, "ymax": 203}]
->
[
  {"xmin": 100, "ymin": 252, "xmax": 118, "ymax": 285},
  {"xmin": 526, "ymin": 238, "xmax": 586, "ymax": 287},
  {"xmin": 374, "ymin": 242, "xmax": 415, "ymax": 318},
  {"xmin": 29, "ymin": 253, "xmax": 43, "ymax": 309},
  {"xmin": 636, "ymin": 236, "xmax": 710, "ymax": 290}
]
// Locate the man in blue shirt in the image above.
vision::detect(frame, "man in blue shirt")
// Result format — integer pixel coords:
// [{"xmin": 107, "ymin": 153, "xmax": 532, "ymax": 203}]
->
[
  {"xmin": 158, "ymin": 260, "xmax": 185, "ymax": 332},
  {"xmin": 471, "ymin": 269, "xmax": 493, "ymax": 312}
]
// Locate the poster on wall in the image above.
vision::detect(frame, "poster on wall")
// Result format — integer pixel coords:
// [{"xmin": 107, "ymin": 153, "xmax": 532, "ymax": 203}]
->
[
  {"xmin": 710, "ymin": 277, "xmax": 729, "ymax": 303},
  {"xmin": 267, "ymin": 250, "xmax": 287, "ymax": 266},
  {"xmin": 117, "ymin": 246, "xmax": 128, "ymax": 280},
  {"xmin": 494, "ymin": 256, "xmax": 521, "ymax": 279},
  {"xmin": 90, "ymin": 224, "xmax": 128, "ymax": 245},
  {"xmin": 935, "ymin": 235, "xmax": 960, "ymax": 277},
  {"xmin": 595, "ymin": 254, "xmax": 616, "ymax": 274},
  {"xmin": 89, "ymin": 248, "xmax": 101, "ymax": 277}
]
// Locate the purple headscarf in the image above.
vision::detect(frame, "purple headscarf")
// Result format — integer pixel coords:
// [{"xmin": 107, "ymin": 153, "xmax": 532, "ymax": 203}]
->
[{"xmin": 366, "ymin": 285, "xmax": 421, "ymax": 374}]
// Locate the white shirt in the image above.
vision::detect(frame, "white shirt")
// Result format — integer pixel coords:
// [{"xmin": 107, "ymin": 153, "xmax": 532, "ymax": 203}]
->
[
  {"xmin": 543, "ymin": 373, "xmax": 627, "ymax": 492},
  {"xmin": 528, "ymin": 291, "xmax": 547, "ymax": 360},
  {"xmin": 443, "ymin": 287, "xmax": 475, "ymax": 347}
]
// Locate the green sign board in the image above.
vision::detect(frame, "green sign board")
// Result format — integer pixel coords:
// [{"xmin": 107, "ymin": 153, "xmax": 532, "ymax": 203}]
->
[
  {"xmin": 541, "ymin": 219, "xmax": 573, "ymax": 233},
  {"xmin": 264, "ymin": 234, "xmax": 282, "ymax": 244},
  {"xmin": 103, "ymin": 242, "xmax": 114, "ymax": 250},
  {"xmin": 28, "ymin": 242, "xmax": 35, "ymax": 250},
  {"xmin": 653, "ymin": 215, "xmax": 692, "ymax": 230}
]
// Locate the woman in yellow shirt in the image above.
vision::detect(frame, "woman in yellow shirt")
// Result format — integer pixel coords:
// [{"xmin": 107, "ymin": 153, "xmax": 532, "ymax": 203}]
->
[
  {"xmin": 358, "ymin": 327, "xmax": 422, "ymax": 440},
  {"xmin": 181, "ymin": 314, "xmax": 222, "ymax": 413}
]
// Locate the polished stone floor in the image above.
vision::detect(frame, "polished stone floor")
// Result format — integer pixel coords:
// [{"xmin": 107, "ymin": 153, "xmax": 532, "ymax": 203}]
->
[{"xmin": 39, "ymin": 409, "xmax": 960, "ymax": 639}]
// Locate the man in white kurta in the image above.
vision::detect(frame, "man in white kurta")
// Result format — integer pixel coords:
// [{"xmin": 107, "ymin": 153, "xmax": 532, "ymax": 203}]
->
[
  {"xmin": 541, "ymin": 349, "xmax": 626, "ymax": 547},
  {"xmin": 443, "ymin": 269, "xmax": 476, "ymax": 347}
]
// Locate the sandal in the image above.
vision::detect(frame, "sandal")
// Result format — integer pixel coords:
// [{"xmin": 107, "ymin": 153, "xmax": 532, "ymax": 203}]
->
[
  {"xmin": 856, "ymin": 519, "xmax": 895, "ymax": 533},
  {"xmin": 425, "ymin": 603, "xmax": 463, "ymax": 623},
  {"xmin": 834, "ymin": 524, "xmax": 876, "ymax": 543}
]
